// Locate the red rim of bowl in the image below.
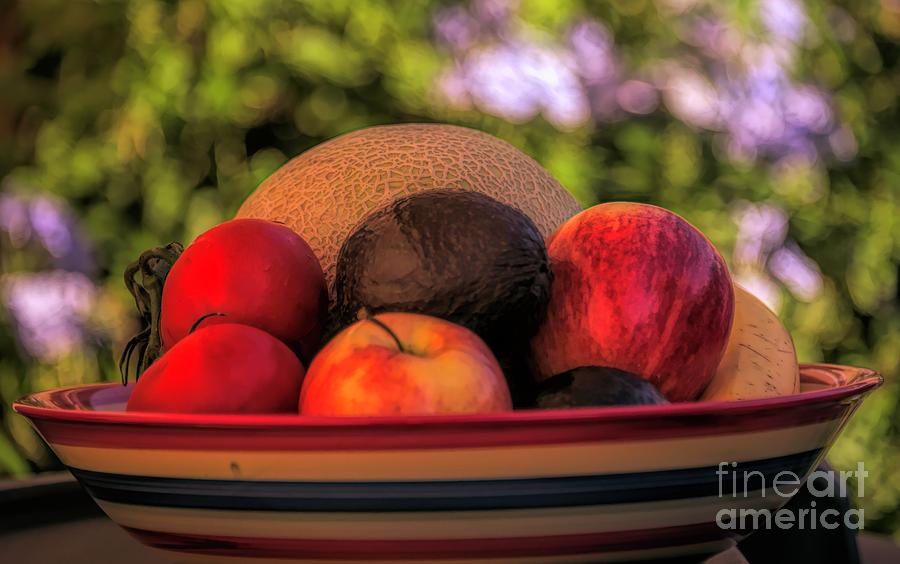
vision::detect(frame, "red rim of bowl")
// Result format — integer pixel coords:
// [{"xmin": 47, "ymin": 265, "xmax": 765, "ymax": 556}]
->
[{"xmin": 12, "ymin": 363, "xmax": 882, "ymax": 429}]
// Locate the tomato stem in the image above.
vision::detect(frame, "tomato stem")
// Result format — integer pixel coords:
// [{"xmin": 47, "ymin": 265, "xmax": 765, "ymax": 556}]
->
[
  {"xmin": 119, "ymin": 242, "xmax": 183, "ymax": 385},
  {"xmin": 189, "ymin": 313, "xmax": 227, "ymax": 334}
]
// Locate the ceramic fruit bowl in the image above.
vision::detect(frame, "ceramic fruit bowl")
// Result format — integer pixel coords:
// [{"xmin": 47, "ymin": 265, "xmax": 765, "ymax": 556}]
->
[{"xmin": 13, "ymin": 363, "xmax": 881, "ymax": 563}]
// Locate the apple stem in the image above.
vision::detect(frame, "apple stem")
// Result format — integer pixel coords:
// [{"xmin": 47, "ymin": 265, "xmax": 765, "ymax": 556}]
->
[{"xmin": 366, "ymin": 317, "xmax": 406, "ymax": 354}]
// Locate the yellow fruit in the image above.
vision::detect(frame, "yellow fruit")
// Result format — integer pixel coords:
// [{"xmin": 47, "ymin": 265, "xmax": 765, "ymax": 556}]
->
[
  {"xmin": 236, "ymin": 124, "xmax": 581, "ymax": 292},
  {"xmin": 701, "ymin": 285, "xmax": 800, "ymax": 401}
]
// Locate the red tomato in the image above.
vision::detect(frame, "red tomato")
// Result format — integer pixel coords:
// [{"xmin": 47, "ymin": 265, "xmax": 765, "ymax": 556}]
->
[
  {"xmin": 127, "ymin": 324, "xmax": 304, "ymax": 413},
  {"xmin": 160, "ymin": 219, "xmax": 326, "ymax": 361}
]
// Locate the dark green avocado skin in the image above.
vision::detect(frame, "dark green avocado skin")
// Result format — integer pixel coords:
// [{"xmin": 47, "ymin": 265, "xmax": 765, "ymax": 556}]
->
[
  {"xmin": 333, "ymin": 190, "xmax": 552, "ymax": 404},
  {"xmin": 536, "ymin": 366, "xmax": 669, "ymax": 408}
]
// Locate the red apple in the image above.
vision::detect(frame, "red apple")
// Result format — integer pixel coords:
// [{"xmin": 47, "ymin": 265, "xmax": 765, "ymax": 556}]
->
[
  {"xmin": 531, "ymin": 203, "xmax": 734, "ymax": 401},
  {"xmin": 299, "ymin": 313, "xmax": 512, "ymax": 416}
]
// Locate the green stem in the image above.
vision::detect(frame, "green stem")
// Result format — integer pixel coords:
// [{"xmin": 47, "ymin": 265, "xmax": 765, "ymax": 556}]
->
[{"xmin": 365, "ymin": 317, "xmax": 406, "ymax": 354}]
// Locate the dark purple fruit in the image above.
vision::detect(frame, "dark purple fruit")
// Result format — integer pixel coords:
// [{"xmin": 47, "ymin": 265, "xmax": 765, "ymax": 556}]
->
[
  {"xmin": 333, "ymin": 189, "xmax": 552, "ymax": 406},
  {"xmin": 536, "ymin": 366, "xmax": 668, "ymax": 408}
]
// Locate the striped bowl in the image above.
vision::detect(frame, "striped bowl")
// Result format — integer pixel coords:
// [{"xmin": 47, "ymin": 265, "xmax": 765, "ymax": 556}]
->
[{"xmin": 14, "ymin": 363, "xmax": 880, "ymax": 563}]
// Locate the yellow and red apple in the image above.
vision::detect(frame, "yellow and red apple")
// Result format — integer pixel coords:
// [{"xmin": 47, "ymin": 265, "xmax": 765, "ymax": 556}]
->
[
  {"xmin": 532, "ymin": 203, "xmax": 734, "ymax": 402},
  {"xmin": 299, "ymin": 312, "xmax": 512, "ymax": 416}
]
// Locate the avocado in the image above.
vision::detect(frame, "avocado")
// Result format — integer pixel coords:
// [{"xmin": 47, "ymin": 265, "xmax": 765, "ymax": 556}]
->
[
  {"xmin": 333, "ymin": 190, "xmax": 552, "ymax": 404},
  {"xmin": 536, "ymin": 366, "xmax": 669, "ymax": 408}
]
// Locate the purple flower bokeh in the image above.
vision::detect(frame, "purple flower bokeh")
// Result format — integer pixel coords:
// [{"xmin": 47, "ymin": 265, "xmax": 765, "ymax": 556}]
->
[
  {"xmin": 760, "ymin": 0, "xmax": 808, "ymax": 44},
  {"xmin": 662, "ymin": 21, "xmax": 840, "ymax": 163},
  {"xmin": 731, "ymin": 201, "xmax": 824, "ymax": 308},
  {"xmin": 434, "ymin": 0, "xmax": 853, "ymax": 163},
  {"xmin": 616, "ymin": 80, "xmax": 659, "ymax": 115},
  {"xmin": 431, "ymin": 1, "xmax": 836, "ymax": 306},
  {"xmin": 471, "ymin": 0, "xmax": 517, "ymax": 32},
  {"xmin": 784, "ymin": 86, "xmax": 833, "ymax": 133},
  {"xmin": 734, "ymin": 271, "xmax": 783, "ymax": 312},
  {"xmin": 662, "ymin": 69, "xmax": 720, "ymax": 129},
  {"xmin": 769, "ymin": 243, "xmax": 824, "ymax": 301},
  {"xmin": 568, "ymin": 21, "xmax": 618, "ymax": 84},
  {"xmin": 29, "ymin": 198, "xmax": 74, "ymax": 258},
  {"xmin": 433, "ymin": 6, "xmax": 479, "ymax": 52},
  {"xmin": 2, "ymin": 271, "xmax": 97, "ymax": 361},
  {"xmin": 445, "ymin": 42, "xmax": 590, "ymax": 128},
  {"xmin": 0, "ymin": 189, "xmax": 95, "ymax": 274},
  {"xmin": 0, "ymin": 193, "xmax": 31, "ymax": 246},
  {"xmin": 1, "ymin": 188, "xmax": 99, "ymax": 359},
  {"xmin": 733, "ymin": 203, "xmax": 789, "ymax": 267}
]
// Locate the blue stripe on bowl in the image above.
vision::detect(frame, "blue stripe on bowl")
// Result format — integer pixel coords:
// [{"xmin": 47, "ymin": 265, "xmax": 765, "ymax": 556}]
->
[{"xmin": 71, "ymin": 449, "xmax": 822, "ymax": 512}]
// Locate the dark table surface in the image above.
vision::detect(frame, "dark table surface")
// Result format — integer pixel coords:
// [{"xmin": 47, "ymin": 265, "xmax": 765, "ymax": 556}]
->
[
  {"xmin": 7, "ymin": 515, "xmax": 900, "ymax": 564},
  {"xmin": 2, "ymin": 473, "xmax": 898, "ymax": 563}
]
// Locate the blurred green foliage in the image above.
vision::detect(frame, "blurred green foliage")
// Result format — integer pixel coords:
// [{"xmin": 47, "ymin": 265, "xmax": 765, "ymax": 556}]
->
[{"xmin": 0, "ymin": 0, "xmax": 897, "ymax": 538}]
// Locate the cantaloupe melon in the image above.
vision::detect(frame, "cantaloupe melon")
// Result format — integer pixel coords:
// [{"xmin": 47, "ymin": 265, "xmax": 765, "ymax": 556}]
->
[{"xmin": 236, "ymin": 124, "xmax": 581, "ymax": 293}]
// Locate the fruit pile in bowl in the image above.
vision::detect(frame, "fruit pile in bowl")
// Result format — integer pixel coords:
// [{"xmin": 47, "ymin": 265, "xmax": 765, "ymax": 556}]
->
[{"xmin": 13, "ymin": 124, "xmax": 882, "ymax": 563}]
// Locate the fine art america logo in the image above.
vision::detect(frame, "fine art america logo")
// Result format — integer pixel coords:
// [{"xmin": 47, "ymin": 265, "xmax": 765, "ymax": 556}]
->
[{"xmin": 715, "ymin": 462, "xmax": 867, "ymax": 531}]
